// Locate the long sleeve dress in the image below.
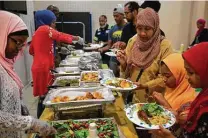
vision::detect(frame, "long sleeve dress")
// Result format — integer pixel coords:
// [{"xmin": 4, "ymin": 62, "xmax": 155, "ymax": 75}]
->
[
  {"xmin": 121, "ymin": 35, "xmax": 173, "ymax": 103},
  {"xmin": 0, "ymin": 64, "xmax": 32, "ymax": 138},
  {"xmin": 30, "ymin": 25, "xmax": 73, "ymax": 97}
]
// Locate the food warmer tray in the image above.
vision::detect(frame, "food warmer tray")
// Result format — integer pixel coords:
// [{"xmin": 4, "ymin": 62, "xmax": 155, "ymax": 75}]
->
[{"xmin": 43, "ymin": 87, "xmax": 115, "ymax": 108}]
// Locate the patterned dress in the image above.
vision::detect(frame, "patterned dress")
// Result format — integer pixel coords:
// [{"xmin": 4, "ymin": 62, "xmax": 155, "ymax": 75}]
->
[
  {"xmin": 0, "ymin": 64, "xmax": 32, "ymax": 138},
  {"xmin": 179, "ymin": 113, "xmax": 208, "ymax": 138}
]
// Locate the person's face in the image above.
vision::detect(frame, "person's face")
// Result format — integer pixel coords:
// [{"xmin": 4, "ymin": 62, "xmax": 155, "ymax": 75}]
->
[
  {"xmin": 124, "ymin": 6, "xmax": 133, "ymax": 22},
  {"xmin": 99, "ymin": 16, "xmax": 107, "ymax": 27},
  {"xmin": 51, "ymin": 20, "xmax": 56, "ymax": 29},
  {"xmin": 197, "ymin": 22, "xmax": 203, "ymax": 29},
  {"xmin": 161, "ymin": 63, "xmax": 177, "ymax": 88},
  {"xmin": 5, "ymin": 35, "xmax": 28, "ymax": 59},
  {"xmin": 137, "ymin": 25, "xmax": 154, "ymax": 42},
  {"xmin": 184, "ymin": 60, "xmax": 201, "ymax": 88},
  {"xmin": 113, "ymin": 13, "xmax": 124, "ymax": 25}
]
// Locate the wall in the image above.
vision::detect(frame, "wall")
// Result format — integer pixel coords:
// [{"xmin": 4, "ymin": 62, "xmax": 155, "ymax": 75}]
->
[
  {"xmin": 33, "ymin": 1, "xmax": 198, "ymax": 50},
  {"xmin": 13, "ymin": 0, "xmax": 207, "ymax": 86},
  {"xmin": 14, "ymin": 1, "xmax": 35, "ymax": 85}
]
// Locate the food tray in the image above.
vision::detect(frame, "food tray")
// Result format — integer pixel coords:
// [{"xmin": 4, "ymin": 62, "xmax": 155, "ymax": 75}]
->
[
  {"xmin": 59, "ymin": 57, "xmax": 80, "ymax": 67},
  {"xmin": 34, "ymin": 117, "xmax": 125, "ymax": 138},
  {"xmin": 99, "ymin": 69, "xmax": 115, "ymax": 80},
  {"xmin": 80, "ymin": 71, "xmax": 101, "ymax": 87},
  {"xmin": 67, "ymin": 50, "xmax": 85, "ymax": 58},
  {"xmin": 43, "ymin": 87, "xmax": 115, "ymax": 107},
  {"xmin": 52, "ymin": 76, "xmax": 80, "ymax": 88},
  {"xmin": 53, "ymin": 67, "xmax": 80, "ymax": 77}
]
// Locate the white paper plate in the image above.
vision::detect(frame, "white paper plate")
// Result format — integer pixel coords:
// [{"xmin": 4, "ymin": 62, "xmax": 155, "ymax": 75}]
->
[
  {"xmin": 83, "ymin": 44, "xmax": 103, "ymax": 50},
  {"xmin": 125, "ymin": 103, "xmax": 176, "ymax": 129},
  {"xmin": 100, "ymin": 78, "xmax": 137, "ymax": 91},
  {"xmin": 105, "ymin": 52, "xmax": 116, "ymax": 57}
]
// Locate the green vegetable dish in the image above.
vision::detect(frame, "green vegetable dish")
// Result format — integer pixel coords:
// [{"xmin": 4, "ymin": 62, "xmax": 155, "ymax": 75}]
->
[
  {"xmin": 141, "ymin": 103, "xmax": 164, "ymax": 116},
  {"xmin": 51, "ymin": 119, "xmax": 119, "ymax": 138},
  {"xmin": 57, "ymin": 79, "xmax": 79, "ymax": 87}
]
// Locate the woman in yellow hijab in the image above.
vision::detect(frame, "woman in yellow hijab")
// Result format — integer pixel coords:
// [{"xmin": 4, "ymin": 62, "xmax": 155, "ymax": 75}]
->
[{"xmin": 153, "ymin": 53, "xmax": 196, "ymax": 125}]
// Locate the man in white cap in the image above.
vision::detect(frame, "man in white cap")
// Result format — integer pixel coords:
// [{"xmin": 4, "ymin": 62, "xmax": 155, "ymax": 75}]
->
[{"xmin": 98, "ymin": 4, "xmax": 126, "ymax": 77}]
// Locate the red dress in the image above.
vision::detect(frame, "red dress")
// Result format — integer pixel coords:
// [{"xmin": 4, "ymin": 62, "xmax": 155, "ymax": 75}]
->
[{"xmin": 29, "ymin": 25, "xmax": 73, "ymax": 96}]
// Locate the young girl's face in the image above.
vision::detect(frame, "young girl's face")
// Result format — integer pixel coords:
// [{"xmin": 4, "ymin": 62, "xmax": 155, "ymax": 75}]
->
[
  {"xmin": 184, "ymin": 60, "xmax": 201, "ymax": 88},
  {"xmin": 161, "ymin": 63, "xmax": 177, "ymax": 88}
]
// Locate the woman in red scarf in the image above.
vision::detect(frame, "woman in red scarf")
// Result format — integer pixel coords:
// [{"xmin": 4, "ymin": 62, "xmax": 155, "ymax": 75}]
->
[
  {"xmin": 150, "ymin": 42, "xmax": 208, "ymax": 138},
  {"xmin": 30, "ymin": 10, "xmax": 84, "ymax": 118},
  {"xmin": 190, "ymin": 19, "xmax": 208, "ymax": 46}
]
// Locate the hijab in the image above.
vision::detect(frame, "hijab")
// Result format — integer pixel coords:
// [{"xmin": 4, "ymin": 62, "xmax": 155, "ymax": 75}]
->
[
  {"xmin": 196, "ymin": 18, "xmax": 206, "ymax": 37},
  {"xmin": 126, "ymin": 8, "xmax": 162, "ymax": 78},
  {"xmin": 163, "ymin": 53, "xmax": 196, "ymax": 111},
  {"xmin": 183, "ymin": 42, "xmax": 208, "ymax": 132},
  {"xmin": 0, "ymin": 10, "xmax": 28, "ymax": 93},
  {"xmin": 35, "ymin": 10, "xmax": 56, "ymax": 29}
]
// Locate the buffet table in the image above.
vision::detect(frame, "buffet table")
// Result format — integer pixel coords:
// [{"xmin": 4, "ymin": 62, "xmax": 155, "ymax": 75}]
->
[
  {"xmin": 28, "ymin": 50, "xmax": 138, "ymax": 138},
  {"xmin": 28, "ymin": 93, "xmax": 138, "ymax": 138}
]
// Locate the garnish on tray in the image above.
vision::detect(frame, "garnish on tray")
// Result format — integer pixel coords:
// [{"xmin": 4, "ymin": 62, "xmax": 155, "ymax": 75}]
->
[{"xmin": 51, "ymin": 119, "xmax": 119, "ymax": 138}]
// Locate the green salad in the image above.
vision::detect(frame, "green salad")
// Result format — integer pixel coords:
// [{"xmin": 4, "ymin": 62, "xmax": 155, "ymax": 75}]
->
[
  {"xmin": 57, "ymin": 79, "xmax": 79, "ymax": 87},
  {"xmin": 51, "ymin": 119, "xmax": 119, "ymax": 138},
  {"xmin": 141, "ymin": 103, "xmax": 164, "ymax": 116}
]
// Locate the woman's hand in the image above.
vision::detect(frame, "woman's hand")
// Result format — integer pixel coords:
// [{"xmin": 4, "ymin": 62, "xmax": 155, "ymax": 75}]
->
[
  {"xmin": 116, "ymin": 50, "xmax": 127, "ymax": 67},
  {"xmin": 134, "ymin": 82, "xmax": 148, "ymax": 90},
  {"xmin": 149, "ymin": 125, "xmax": 176, "ymax": 138},
  {"xmin": 152, "ymin": 92, "xmax": 171, "ymax": 108},
  {"xmin": 30, "ymin": 118, "xmax": 56, "ymax": 136}
]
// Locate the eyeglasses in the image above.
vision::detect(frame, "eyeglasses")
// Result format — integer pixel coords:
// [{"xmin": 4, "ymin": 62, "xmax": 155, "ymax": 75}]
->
[{"xmin": 9, "ymin": 37, "xmax": 25, "ymax": 48}]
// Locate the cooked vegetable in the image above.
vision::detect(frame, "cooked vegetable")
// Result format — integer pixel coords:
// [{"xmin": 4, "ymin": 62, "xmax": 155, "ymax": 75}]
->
[{"xmin": 57, "ymin": 79, "xmax": 79, "ymax": 87}]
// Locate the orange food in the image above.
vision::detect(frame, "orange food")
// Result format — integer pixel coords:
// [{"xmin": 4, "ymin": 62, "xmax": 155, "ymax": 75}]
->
[{"xmin": 120, "ymin": 80, "xmax": 131, "ymax": 88}]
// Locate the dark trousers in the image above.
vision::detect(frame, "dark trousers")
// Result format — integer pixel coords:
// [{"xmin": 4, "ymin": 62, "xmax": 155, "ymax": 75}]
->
[{"xmin": 37, "ymin": 96, "xmax": 46, "ymax": 118}]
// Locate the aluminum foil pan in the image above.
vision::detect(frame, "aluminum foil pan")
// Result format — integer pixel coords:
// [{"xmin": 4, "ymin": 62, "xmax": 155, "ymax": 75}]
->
[
  {"xmin": 99, "ymin": 69, "xmax": 115, "ymax": 80},
  {"xmin": 59, "ymin": 57, "xmax": 80, "ymax": 67},
  {"xmin": 53, "ymin": 67, "xmax": 81, "ymax": 77},
  {"xmin": 51, "ymin": 76, "xmax": 80, "ymax": 88},
  {"xmin": 43, "ymin": 87, "xmax": 115, "ymax": 107}
]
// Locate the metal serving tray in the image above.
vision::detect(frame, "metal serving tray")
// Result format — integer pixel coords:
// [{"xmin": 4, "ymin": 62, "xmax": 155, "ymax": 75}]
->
[
  {"xmin": 59, "ymin": 57, "xmax": 80, "ymax": 67},
  {"xmin": 43, "ymin": 87, "xmax": 115, "ymax": 107},
  {"xmin": 54, "ymin": 67, "xmax": 80, "ymax": 77},
  {"xmin": 99, "ymin": 69, "xmax": 115, "ymax": 80},
  {"xmin": 80, "ymin": 71, "xmax": 101, "ymax": 87},
  {"xmin": 51, "ymin": 76, "xmax": 80, "ymax": 88}
]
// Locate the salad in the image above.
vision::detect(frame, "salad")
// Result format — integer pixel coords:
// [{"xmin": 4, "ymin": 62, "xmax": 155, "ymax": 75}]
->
[
  {"xmin": 137, "ymin": 103, "xmax": 170, "ymax": 125},
  {"xmin": 51, "ymin": 119, "xmax": 119, "ymax": 138}
]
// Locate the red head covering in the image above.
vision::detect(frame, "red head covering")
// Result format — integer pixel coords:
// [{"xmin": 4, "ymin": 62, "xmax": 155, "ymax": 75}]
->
[
  {"xmin": 183, "ymin": 42, "xmax": 208, "ymax": 132},
  {"xmin": 196, "ymin": 18, "xmax": 206, "ymax": 36}
]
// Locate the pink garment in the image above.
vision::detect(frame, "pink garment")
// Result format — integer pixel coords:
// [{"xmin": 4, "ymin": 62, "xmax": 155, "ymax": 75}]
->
[
  {"xmin": 0, "ymin": 11, "xmax": 27, "ymax": 93},
  {"xmin": 127, "ymin": 8, "xmax": 162, "ymax": 70}
]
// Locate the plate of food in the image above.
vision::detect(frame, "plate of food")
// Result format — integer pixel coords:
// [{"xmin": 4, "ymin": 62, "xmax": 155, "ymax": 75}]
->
[
  {"xmin": 100, "ymin": 78, "xmax": 137, "ymax": 91},
  {"xmin": 125, "ymin": 103, "xmax": 176, "ymax": 129},
  {"xmin": 49, "ymin": 118, "xmax": 120, "ymax": 138}
]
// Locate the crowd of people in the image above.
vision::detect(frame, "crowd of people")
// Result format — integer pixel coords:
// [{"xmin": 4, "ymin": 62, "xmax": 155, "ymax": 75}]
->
[{"xmin": 0, "ymin": 1, "xmax": 208, "ymax": 138}]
